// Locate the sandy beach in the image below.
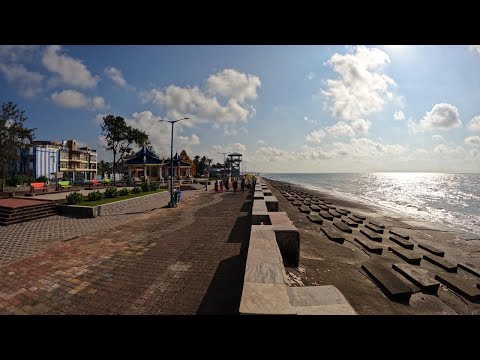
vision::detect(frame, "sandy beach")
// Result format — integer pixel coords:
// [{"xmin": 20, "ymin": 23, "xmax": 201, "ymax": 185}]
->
[{"xmin": 266, "ymin": 178, "xmax": 480, "ymax": 315}]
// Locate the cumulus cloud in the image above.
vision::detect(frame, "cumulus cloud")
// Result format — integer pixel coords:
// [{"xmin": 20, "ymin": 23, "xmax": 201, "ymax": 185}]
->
[
  {"xmin": 322, "ymin": 45, "xmax": 397, "ymax": 120},
  {"xmin": 394, "ymin": 110, "xmax": 405, "ymax": 121},
  {"xmin": 332, "ymin": 138, "xmax": 407, "ymax": 158},
  {"xmin": 325, "ymin": 119, "xmax": 371, "ymax": 137},
  {"xmin": 0, "ymin": 63, "xmax": 44, "ymax": 97},
  {"xmin": 468, "ymin": 115, "xmax": 480, "ymax": 131},
  {"xmin": 223, "ymin": 124, "xmax": 248, "ymax": 136},
  {"xmin": 469, "ymin": 45, "xmax": 480, "ymax": 56},
  {"xmin": 305, "ymin": 72, "xmax": 315, "ymax": 80},
  {"xmin": 351, "ymin": 118, "xmax": 371, "ymax": 135},
  {"xmin": 104, "ymin": 66, "xmax": 132, "ymax": 89},
  {"xmin": 465, "ymin": 136, "xmax": 480, "ymax": 147},
  {"xmin": 256, "ymin": 139, "xmax": 265, "ymax": 145},
  {"xmin": 298, "ymin": 145, "xmax": 332, "ymax": 160},
  {"xmin": 433, "ymin": 144, "xmax": 466, "ymax": 158},
  {"xmin": 143, "ymin": 69, "xmax": 260, "ymax": 128},
  {"xmin": 256, "ymin": 146, "xmax": 296, "ymax": 162},
  {"xmin": 51, "ymin": 90, "xmax": 108, "ymax": 110},
  {"xmin": 231, "ymin": 143, "xmax": 246, "ymax": 152},
  {"xmin": 471, "ymin": 149, "xmax": 479, "ymax": 157},
  {"xmin": 42, "ymin": 45, "xmax": 99, "ymax": 88},
  {"xmin": 0, "ymin": 45, "xmax": 40, "ymax": 62},
  {"xmin": 206, "ymin": 68, "xmax": 261, "ymax": 103},
  {"xmin": 409, "ymin": 103, "xmax": 462, "ymax": 133},
  {"xmin": 432, "ymin": 135, "xmax": 444, "ymax": 143},
  {"xmin": 306, "ymin": 129, "xmax": 327, "ymax": 143},
  {"xmin": 177, "ymin": 134, "xmax": 200, "ymax": 146}
]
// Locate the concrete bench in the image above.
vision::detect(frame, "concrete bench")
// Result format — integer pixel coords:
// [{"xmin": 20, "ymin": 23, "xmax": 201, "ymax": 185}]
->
[
  {"xmin": 388, "ymin": 246, "xmax": 422, "ymax": 265},
  {"xmin": 263, "ymin": 196, "xmax": 279, "ymax": 212},
  {"xmin": 389, "ymin": 235, "xmax": 414, "ymax": 250},
  {"xmin": 362, "ymin": 261, "xmax": 414, "ymax": 302},
  {"xmin": 418, "ymin": 243, "xmax": 444, "ymax": 257},
  {"xmin": 392, "ymin": 263, "xmax": 440, "ymax": 294},
  {"xmin": 30, "ymin": 182, "xmax": 48, "ymax": 195},
  {"xmin": 435, "ymin": 273, "xmax": 480, "ymax": 302},
  {"xmin": 423, "ymin": 254, "xmax": 457, "ymax": 272},
  {"xmin": 360, "ymin": 229, "xmax": 383, "ymax": 242},
  {"xmin": 354, "ymin": 237, "xmax": 383, "ymax": 254},
  {"xmin": 389, "ymin": 230, "xmax": 409, "ymax": 240},
  {"xmin": 252, "ymin": 200, "xmax": 269, "ymax": 225}
]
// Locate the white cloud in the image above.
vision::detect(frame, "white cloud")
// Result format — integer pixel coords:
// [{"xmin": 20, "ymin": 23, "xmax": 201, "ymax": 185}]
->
[
  {"xmin": 468, "ymin": 115, "xmax": 480, "ymax": 131},
  {"xmin": 326, "ymin": 122, "xmax": 355, "ymax": 137},
  {"xmin": 0, "ymin": 45, "xmax": 40, "ymax": 61},
  {"xmin": 177, "ymin": 134, "xmax": 200, "ymax": 146},
  {"xmin": 256, "ymin": 146, "xmax": 295, "ymax": 162},
  {"xmin": 306, "ymin": 129, "xmax": 327, "ymax": 143},
  {"xmin": 322, "ymin": 45, "xmax": 397, "ymax": 120},
  {"xmin": 104, "ymin": 66, "xmax": 132, "ymax": 89},
  {"xmin": 231, "ymin": 143, "xmax": 246, "ymax": 152},
  {"xmin": 305, "ymin": 72, "xmax": 315, "ymax": 80},
  {"xmin": 223, "ymin": 124, "xmax": 248, "ymax": 136},
  {"xmin": 432, "ymin": 135, "xmax": 444, "ymax": 143},
  {"xmin": 351, "ymin": 118, "xmax": 371, "ymax": 135},
  {"xmin": 42, "ymin": 45, "xmax": 99, "ymax": 88},
  {"xmin": 256, "ymin": 139, "xmax": 265, "ymax": 145},
  {"xmin": 394, "ymin": 110, "xmax": 405, "ymax": 121},
  {"xmin": 143, "ymin": 69, "xmax": 260, "ymax": 127},
  {"xmin": 469, "ymin": 45, "xmax": 480, "ymax": 56},
  {"xmin": 471, "ymin": 149, "xmax": 479, "ymax": 157},
  {"xmin": 51, "ymin": 90, "xmax": 108, "ymax": 111},
  {"xmin": 410, "ymin": 103, "xmax": 462, "ymax": 133},
  {"xmin": 205, "ymin": 68, "xmax": 261, "ymax": 103},
  {"xmin": 332, "ymin": 138, "xmax": 407, "ymax": 158},
  {"xmin": 433, "ymin": 144, "xmax": 466, "ymax": 158},
  {"xmin": 0, "ymin": 63, "xmax": 43, "ymax": 97},
  {"xmin": 299, "ymin": 145, "xmax": 332, "ymax": 160},
  {"xmin": 465, "ymin": 136, "xmax": 480, "ymax": 147}
]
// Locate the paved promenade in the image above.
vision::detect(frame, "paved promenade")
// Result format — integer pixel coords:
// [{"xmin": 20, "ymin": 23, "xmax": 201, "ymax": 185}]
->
[{"xmin": 0, "ymin": 189, "xmax": 251, "ymax": 314}]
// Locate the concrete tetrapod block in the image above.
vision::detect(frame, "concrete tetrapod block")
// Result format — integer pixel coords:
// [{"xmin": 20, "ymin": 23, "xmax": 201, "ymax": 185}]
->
[
  {"xmin": 389, "ymin": 235, "xmax": 414, "ymax": 250},
  {"xmin": 354, "ymin": 237, "xmax": 383, "ymax": 255},
  {"xmin": 360, "ymin": 229, "xmax": 383, "ymax": 242},
  {"xmin": 287, "ymin": 285, "xmax": 357, "ymax": 315},
  {"xmin": 435, "ymin": 273, "xmax": 480, "ymax": 302},
  {"xmin": 329, "ymin": 210, "xmax": 342, "ymax": 218},
  {"xmin": 342, "ymin": 218, "xmax": 358, "ymax": 228},
  {"xmin": 361, "ymin": 261, "xmax": 414, "ymax": 302},
  {"xmin": 392, "ymin": 263, "xmax": 440, "ymax": 294},
  {"xmin": 347, "ymin": 215, "xmax": 363, "ymax": 224},
  {"xmin": 333, "ymin": 220, "xmax": 352, "ymax": 233},
  {"xmin": 388, "ymin": 246, "xmax": 422, "ymax": 265},
  {"xmin": 307, "ymin": 213, "xmax": 323, "ymax": 224},
  {"xmin": 369, "ymin": 220, "xmax": 385, "ymax": 229},
  {"xmin": 319, "ymin": 211, "xmax": 334, "ymax": 221},
  {"xmin": 299, "ymin": 205, "xmax": 311, "ymax": 213},
  {"xmin": 321, "ymin": 227, "xmax": 345, "ymax": 244},
  {"xmin": 458, "ymin": 263, "xmax": 480, "ymax": 279},
  {"xmin": 365, "ymin": 223, "xmax": 384, "ymax": 234},
  {"xmin": 309, "ymin": 204, "xmax": 320, "ymax": 212},
  {"xmin": 264, "ymin": 196, "xmax": 279, "ymax": 212},
  {"xmin": 418, "ymin": 243, "xmax": 445, "ymax": 257},
  {"xmin": 389, "ymin": 230, "xmax": 409, "ymax": 240},
  {"xmin": 423, "ymin": 254, "xmax": 457, "ymax": 273}
]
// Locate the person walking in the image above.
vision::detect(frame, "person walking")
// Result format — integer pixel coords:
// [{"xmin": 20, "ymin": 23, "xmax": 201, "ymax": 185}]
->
[
  {"xmin": 214, "ymin": 180, "xmax": 219, "ymax": 192},
  {"xmin": 233, "ymin": 179, "xmax": 238, "ymax": 193},
  {"xmin": 173, "ymin": 187, "xmax": 178, "ymax": 207},
  {"xmin": 241, "ymin": 177, "xmax": 245, "ymax": 194},
  {"xmin": 225, "ymin": 178, "xmax": 229, "ymax": 192},
  {"xmin": 220, "ymin": 180, "xmax": 224, "ymax": 192}
]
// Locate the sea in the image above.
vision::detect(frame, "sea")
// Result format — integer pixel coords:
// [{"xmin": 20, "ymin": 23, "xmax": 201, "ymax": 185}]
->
[{"xmin": 262, "ymin": 173, "xmax": 480, "ymax": 236}]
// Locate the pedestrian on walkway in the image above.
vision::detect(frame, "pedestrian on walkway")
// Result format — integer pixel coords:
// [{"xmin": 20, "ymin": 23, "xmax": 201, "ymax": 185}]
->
[
  {"xmin": 214, "ymin": 180, "xmax": 219, "ymax": 192},
  {"xmin": 225, "ymin": 178, "xmax": 229, "ymax": 192},
  {"xmin": 173, "ymin": 187, "xmax": 179, "ymax": 207},
  {"xmin": 241, "ymin": 177, "xmax": 245, "ymax": 194},
  {"xmin": 233, "ymin": 179, "xmax": 238, "ymax": 193},
  {"xmin": 220, "ymin": 180, "xmax": 224, "ymax": 192}
]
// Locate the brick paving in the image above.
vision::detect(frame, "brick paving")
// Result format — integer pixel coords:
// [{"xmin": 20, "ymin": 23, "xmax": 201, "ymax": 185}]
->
[{"xmin": 0, "ymin": 189, "xmax": 251, "ymax": 314}]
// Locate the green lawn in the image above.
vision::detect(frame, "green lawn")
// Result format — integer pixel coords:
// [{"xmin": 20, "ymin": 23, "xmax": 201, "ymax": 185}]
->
[{"xmin": 80, "ymin": 189, "xmax": 165, "ymax": 207}]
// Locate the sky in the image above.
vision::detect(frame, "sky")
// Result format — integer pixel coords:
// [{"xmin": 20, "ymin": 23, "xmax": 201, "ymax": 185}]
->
[{"xmin": 1, "ymin": 45, "xmax": 480, "ymax": 173}]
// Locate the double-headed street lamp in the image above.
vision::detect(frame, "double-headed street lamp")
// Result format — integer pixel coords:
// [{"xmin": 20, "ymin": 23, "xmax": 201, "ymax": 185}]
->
[{"xmin": 159, "ymin": 117, "xmax": 189, "ymax": 208}]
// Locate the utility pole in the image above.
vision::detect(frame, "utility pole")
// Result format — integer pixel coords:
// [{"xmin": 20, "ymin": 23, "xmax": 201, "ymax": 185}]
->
[{"xmin": 219, "ymin": 152, "xmax": 227, "ymax": 182}]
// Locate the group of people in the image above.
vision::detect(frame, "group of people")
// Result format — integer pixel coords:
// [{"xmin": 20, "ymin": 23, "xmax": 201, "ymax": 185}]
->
[{"xmin": 214, "ymin": 176, "xmax": 248, "ymax": 194}]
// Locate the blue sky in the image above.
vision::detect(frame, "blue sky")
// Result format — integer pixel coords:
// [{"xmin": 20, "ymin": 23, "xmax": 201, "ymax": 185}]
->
[{"xmin": 1, "ymin": 45, "xmax": 480, "ymax": 172}]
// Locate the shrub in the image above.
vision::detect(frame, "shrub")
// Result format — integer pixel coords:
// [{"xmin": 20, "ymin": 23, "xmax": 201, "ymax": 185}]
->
[
  {"xmin": 104, "ymin": 187, "xmax": 118, "ymax": 198},
  {"xmin": 36, "ymin": 176, "xmax": 48, "ymax": 183},
  {"xmin": 149, "ymin": 182, "xmax": 159, "ymax": 191},
  {"xmin": 65, "ymin": 192, "xmax": 84, "ymax": 205},
  {"xmin": 141, "ymin": 182, "xmax": 150, "ymax": 192},
  {"xmin": 118, "ymin": 188, "xmax": 130, "ymax": 196},
  {"xmin": 132, "ymin": 186, "xmax": 142, "ymax": 194},
  {"xmin": 87, "ymin": 190, "xmax": 103, "ymax": 201}
]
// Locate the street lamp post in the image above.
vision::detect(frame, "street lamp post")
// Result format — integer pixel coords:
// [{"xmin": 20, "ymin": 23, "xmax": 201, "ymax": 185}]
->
[{"xmin": 159, "ymin": 117, "xmax": 189, "ymax": 208}]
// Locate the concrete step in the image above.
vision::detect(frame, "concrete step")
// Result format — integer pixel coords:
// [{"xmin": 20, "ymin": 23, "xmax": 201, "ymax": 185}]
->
[
  {"xmin": 388, "ymin": 246, "xmax": 422, "ymax": 265},
  {"xmin": 307, "ymin": 213, "xmax": 323, "ymax": 224},
  {"xmin": 328, "ymin": 210, "xmax": 342, "ymax": 218},
  {"xmin": 435, "ymin": 273, "xmax": 480, "ymax": 302},
  {"xmin": 458, "ymin": 263, "xmax": 480, "ymax": 279},
  {"xmin": 292, "ymin": 201, "xmax": 302, "ymax": 206},
  {"xmin": 333, "ymin": 220, "xmax": 352, "ymax": 233},
  {"xmin": 347, "ymin": 215, "xmax": 363, "ymax": 224},
  {"xmin": 326, "ymin": 205, "xmax": 336, "ymax": 210},
  {"xmin": 319, "ymin": 205, "xmax": 330, "ymax": 211},
  {"xmin": 362, "ymin": 261, "xmax": 414, "ymax": 302},
  {"xmin": 389, "ymin": 230, "xmax": 410, "ymax": 240},
  {"xmin": 368, "ymin": 221, "xmax": 385, "ymax": 229},
  {"xmin": 342, "ymin": 218, "xmax": 358, "ymax": 228},
  {"xmin": 355, "ymin": 238, "xmax": 383, "ymax": 254},
  {"xmin": 389, "ymin": 235, "xmax": 414, "ymax": 250},
  {"xmin": 336, "ymin": 209, "xmax": 349, "ymax": 216},
  {"xmin": 0, "ymin": 210, "xmax": 57, "ymax": 226},
  {"xmin": 319, "ymin": 211, "xmax": 333, "ymax": 221},
  {"xmin": 423, "ymin": 254, "xmax": 457, "ymax": 273},
  {"xmin": 321, "ymin": 227, "xmax": 345, "ymax": 244},
  {"xmin": 365, "ymin": 223, "xmax": 384, "ymax": 234},
  {"xmin": 352, "ymin": 214, "xmax": 366, "ymax": 221},
  {"xmin": 339, "ymin": 208, "xmax": 351, "ymax": 214},
  {"xmin": 309, "ymin": 205, "xmax": 320, "ymax": 212},
  {"xmin": 360, "ymin": 229, "xmax": 383, "ymax": 242},
  {"xmin": 287, "ymin": 197, "xmax": 296, "ymax": 201},
  {"xmin": 299, "ymin": 205, "xmax": 311, "ymax": 213},
  {"xmin": 392, "ymin": 263, "xmax": 440, "ymax": 294},
  {"xmin": 418, "ymin": 243, "xmax": 445, "ymax": 257}
]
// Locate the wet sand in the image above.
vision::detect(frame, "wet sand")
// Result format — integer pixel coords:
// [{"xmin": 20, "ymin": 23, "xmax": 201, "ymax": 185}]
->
[{"xmin": 266, "ymin": 178, "xmax": 480, "ymax": 315}]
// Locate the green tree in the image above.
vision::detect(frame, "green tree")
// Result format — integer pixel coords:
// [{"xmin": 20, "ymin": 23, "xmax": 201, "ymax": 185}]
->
[
  {"xmin": 0, "ymin": 102, "xmax": 36, "ymax": 190},
  {"xmin": 101, "ymin": 115, "xmax": 149, "ymax": 184},
  {"xmin": 193, "ymin": 155, "xmax": 200, "ymax": 176}
]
